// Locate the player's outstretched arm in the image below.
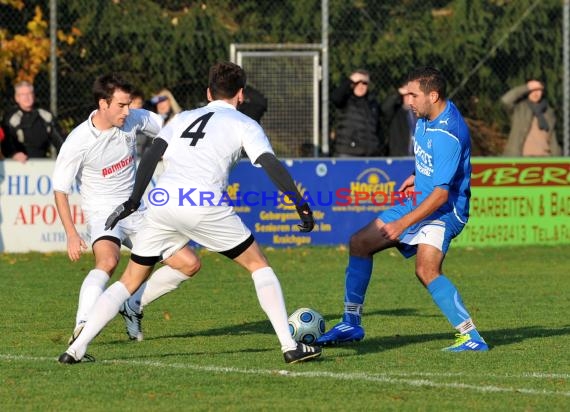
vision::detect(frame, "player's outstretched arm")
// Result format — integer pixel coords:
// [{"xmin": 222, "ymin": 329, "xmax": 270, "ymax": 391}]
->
[
  {"xmin": 105, "ymin": 138, "xmax": 168, "ymax": 230},
  {"xmin": 255, "ymin": 152, "xmax": 315, "ymax": 232}
]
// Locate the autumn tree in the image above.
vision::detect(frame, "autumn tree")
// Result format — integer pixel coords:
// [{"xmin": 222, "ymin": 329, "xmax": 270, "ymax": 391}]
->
[{"xmin": 0, "ymin": 2, "xmax": 49, "ymax": 89}]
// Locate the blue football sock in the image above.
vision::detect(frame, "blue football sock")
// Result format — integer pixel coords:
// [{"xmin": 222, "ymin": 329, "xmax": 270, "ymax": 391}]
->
[
  {"xmin": 342, "ymin": 256, "xmax": 373, "ymax": 325},
  {"xmin": 468, "ymin": 329, "xmax": 484, "ymax": 342},
  {"xmin": 427, "ymin": 274, "xmax": 472, "ymax": 330}
]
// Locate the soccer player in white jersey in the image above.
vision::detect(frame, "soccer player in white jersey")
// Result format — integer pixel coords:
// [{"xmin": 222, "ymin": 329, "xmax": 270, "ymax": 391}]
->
[
  {"xmin": 317, "ymin": 67, "xmax": 488, "ymax": 352},
  {"xmin": 53, "ymin": 74, "xmax": 195, "ymax": 344},
  {"xmin": 58, "ymin": 62, "xmax": 321, "ymax": 365}
]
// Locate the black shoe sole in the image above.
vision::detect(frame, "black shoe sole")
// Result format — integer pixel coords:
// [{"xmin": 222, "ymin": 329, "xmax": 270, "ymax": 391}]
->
[
  {"xmin": 285, "ymin": 351, "xmax": 322, "ymax": 364},
  {"xmin": 58, "ymin": 352, "xmax": 95, "ymax": 364},
  {"xmin": 58, "ymin": 352, "xmax": 80, "ymax": 364}
]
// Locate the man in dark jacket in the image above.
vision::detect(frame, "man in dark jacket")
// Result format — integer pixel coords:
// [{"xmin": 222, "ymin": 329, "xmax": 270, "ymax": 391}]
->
[
  {"xmin": 331, "ymin": 70, "xmax": 384, "ymax": 157},
  {"xmin": 238, "ymin": 85, "xmax": 268, "ymax": 124},
  {"xmin": 1, "ymin": 81, "xmax": 64, "ymax": 163},
  {"xmin": 381, "ymin": 84, "xmax": 417, "ymax": 157}
]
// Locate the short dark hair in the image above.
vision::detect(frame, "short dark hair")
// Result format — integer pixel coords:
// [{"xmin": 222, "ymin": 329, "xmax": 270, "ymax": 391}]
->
[
  {"xmin": 131, "ymin": 88, "xmax": 144, "ymax": 100},
  {"xmin": 92, "ymin": 73, "xmax": 134, "ymax": 107},
  {"xmin": 208, "ymin": 62, "xmax": 246, "ymax": 100},
  {"xmin": 407, "ymin": 66, "xmax": 447, "ymax": 100}
]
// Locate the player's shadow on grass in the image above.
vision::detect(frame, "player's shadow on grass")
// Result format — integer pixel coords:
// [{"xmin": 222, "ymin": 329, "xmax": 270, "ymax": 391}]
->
[
  {"xmin": 142, "ymin": 308, "xmax": 422, "ymax": 342},
  {"xmin": 143, "ymin": 319, "xmax": 281, "ymax": 341},
  {"xmin": 104, "ymin": 316, "xmax": 570, "ymax": 363},
  {"xmin": 113, "ymin": 347, "xmax": 273, "ymax": 362},
  {"xmin": 329, "ymin": 324, "xmax": 570, "ymax": 356},
  {"xmin": 128, "ymin": 306, "xmax": 570, "ymax": 356}
]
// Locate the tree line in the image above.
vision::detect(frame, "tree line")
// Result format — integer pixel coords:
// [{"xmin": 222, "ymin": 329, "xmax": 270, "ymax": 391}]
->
[{"xmin": 0, "ymin": 0, "xmax": 563, "ymax": 154}]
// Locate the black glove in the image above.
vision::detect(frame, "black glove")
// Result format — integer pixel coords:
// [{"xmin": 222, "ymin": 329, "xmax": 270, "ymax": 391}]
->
[
  {"xmin": 296, "ymin": 203, "xmax": 315, "ymax": 233},
  {"xmin": 104, "ymin": 199, "xmax": 140, "ymax": 230}
]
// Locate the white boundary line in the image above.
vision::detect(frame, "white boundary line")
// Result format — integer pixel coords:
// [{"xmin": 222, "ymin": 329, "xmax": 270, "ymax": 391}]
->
[{"xmin": 2, "ymin": 354, "xmax": 570, "ymax": 398}]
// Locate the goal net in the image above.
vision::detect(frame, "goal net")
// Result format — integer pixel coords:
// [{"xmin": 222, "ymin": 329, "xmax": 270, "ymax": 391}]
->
[{"xmin": 231, "ymin": 44, "xmax": 321, "ymax": 158}]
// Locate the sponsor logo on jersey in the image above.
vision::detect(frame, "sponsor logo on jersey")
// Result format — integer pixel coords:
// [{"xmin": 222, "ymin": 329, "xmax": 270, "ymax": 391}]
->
[{"xmin": 102, "ymin": 155, "xmax": 134, "ymax": 177}]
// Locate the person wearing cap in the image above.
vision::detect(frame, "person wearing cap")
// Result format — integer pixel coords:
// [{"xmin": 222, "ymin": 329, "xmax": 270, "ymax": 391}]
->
[
  {"xmin": 150, "ymin": 89, "xmax": 182, "ymax": 125},
  {"xmin": 330, "ymin": 69, "xmax": 385, "ymax": 157}
]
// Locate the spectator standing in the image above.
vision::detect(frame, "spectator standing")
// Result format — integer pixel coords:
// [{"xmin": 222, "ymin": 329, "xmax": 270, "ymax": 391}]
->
[
  {"xmin": 130, "ymin": 89, "xmax": 145, "ymax": 110},
  {"xmin": 238, "ymin": 85, "xmax": 268, "ymax": 124},
  {"xmin": 150, "ymin": 88, "xmax": 182, "ymax": 125},
  {"xmin": 1, "ymin": 81, "xmax": 65, "ymax": 163},
  {"xmin": 331, "ymin": 69, "xmax": 384, "ymax": 157},
  {"xmin": 382, "ymin": 84, "xmax": 417, "ymax": 156},
  {"xmin": 501, "ymin": 79, "xmax": 561, "ymax": 156}
]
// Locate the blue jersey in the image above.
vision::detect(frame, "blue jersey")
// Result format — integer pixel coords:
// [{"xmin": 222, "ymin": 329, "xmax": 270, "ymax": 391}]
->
[{"xmin": 413, "ymin": 101, "xmax": 471, "ymax": 224}]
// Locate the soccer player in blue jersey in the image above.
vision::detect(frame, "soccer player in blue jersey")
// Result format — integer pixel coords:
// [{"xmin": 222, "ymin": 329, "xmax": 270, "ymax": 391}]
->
[{"xmin": 317, "ymin": 66, "xmax": 488, "ymax": 352}]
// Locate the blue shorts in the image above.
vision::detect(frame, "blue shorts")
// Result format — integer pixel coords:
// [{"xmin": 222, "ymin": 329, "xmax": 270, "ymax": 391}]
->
[{"xmin": 378, "ymin": 199, "xmax": 465, "ymax": 258}]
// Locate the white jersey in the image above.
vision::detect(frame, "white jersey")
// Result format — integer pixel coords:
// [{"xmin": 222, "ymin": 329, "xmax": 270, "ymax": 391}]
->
[
  {"xmin": 157, "ymin": 100, "xmax": 273, "ymax": 204},
  {"xmin": 52, "ymin": 109, "xmax": 163, "ymax": 217}
]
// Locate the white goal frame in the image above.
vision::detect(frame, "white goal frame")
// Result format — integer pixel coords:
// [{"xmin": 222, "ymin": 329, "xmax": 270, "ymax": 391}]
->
[{"xmin": 230, "ymin": 43, "xmax": 324, "ymax": 157}]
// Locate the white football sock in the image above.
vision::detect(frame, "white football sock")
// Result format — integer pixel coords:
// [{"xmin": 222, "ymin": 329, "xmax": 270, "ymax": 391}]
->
[
  {"xmin": 252, "ymin": 267, "xmax": 297, "ymax": 352},
  {"xmin": 76, "ymin": 269, "xmax": 110, "ymax": 325},
  {"xmin": 69, "ymin": 281, "xmax": 130, "ymax": 360},
  {"xmin": 127, "ymin": 266, "xmax": 190, "ymax": 313}
]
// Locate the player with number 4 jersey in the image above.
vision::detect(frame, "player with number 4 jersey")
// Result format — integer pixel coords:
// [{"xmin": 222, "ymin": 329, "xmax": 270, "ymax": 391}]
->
[
  {"xmin": 156, "ymin": 101, "xmax": 272, "ymax": 208},
  {"xmin": 59, "ymin": 62, "xmax": 321, "ymax": 365}
]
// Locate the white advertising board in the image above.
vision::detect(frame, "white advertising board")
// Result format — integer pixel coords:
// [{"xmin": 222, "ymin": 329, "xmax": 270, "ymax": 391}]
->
[{"xmin": 0, "ymin": 159, "xmax": 86, "ymax": 252}]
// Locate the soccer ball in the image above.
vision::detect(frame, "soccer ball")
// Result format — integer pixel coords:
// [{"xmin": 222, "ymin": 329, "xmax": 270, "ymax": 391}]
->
[{"xmin": 288, "ymin": 307, "xmax": 326, "ymax": 344}]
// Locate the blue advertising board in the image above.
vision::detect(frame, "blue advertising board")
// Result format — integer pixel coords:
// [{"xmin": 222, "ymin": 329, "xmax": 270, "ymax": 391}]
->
[
  {"xmin": 2, "ymin": 157, "xmax": 566, "ymax": 253},
  {"xmin": 227, "ymin": 158, "xmax": 415, "ymax": 247}
]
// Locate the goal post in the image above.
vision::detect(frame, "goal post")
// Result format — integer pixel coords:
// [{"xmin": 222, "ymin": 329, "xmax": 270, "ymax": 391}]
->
[{"xmin": 230, "ymin": 43, "xmax": 324, "ymax": 158}]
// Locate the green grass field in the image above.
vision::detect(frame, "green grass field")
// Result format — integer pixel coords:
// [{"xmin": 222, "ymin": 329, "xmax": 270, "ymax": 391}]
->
[{"xmin": 1, "ymin": 245, "xmax": 570, "ymax": 411}]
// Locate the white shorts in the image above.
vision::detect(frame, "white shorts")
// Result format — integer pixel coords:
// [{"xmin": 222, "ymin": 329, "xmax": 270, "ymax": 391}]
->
[
  {"xmin": 87, "ymin": 210, "xmax": 145, "ymax": 249},
  {"xmin": 132, "ymin": 204, "xmax": 252, "ymax": 260},
  {"xmin": 399, "ymin": 221, "xmax": 446, "ymax": 253},
  {"xmin": 379, "ymin": 200, "xmax": 464, "ymax": 258}
]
